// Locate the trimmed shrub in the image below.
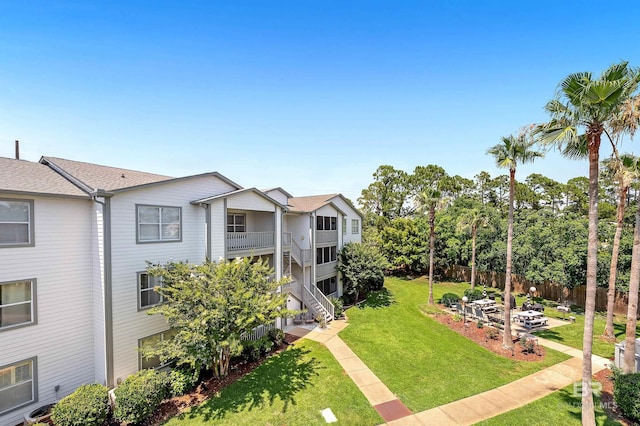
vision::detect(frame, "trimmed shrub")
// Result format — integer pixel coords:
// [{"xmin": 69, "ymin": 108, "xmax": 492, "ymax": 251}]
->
[
  {"xmin": 169, "ymin": 368, "xmax": 199, "ymax": 397},
  {"xmin": 613, "ymin": 371, "xmax": 640, "ymax": 422},
  {"xmin": 330, "ymin": 296, "xmax": 344, "ymax": 319},
  {"xmin": 463, "ymin": 288, "xmax": 483, "ymax": 302},
  {"xmin": 267, "ymin": 328, "xmax": 285, "ymax": 347},
  {"xmin": 113, "ymin": 369, "xmax": 170, "ymax": 424},
  {"xmin": 440, "ymin": 293, "xmax": 460, "ymax": 307},
  {"xmin": 51, "ymin": 383, "xmax": 109, "ymax": 426}
]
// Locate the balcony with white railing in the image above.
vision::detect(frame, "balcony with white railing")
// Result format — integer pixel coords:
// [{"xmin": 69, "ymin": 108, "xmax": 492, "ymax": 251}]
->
[
  {"xmin": 291, "ymin": 239, "xmax": 312, "ymax": 267},
  {"xmin": 227, "ymin": 232, "xmax": 275, "ymax": 252},
  {"xmin": 316, "ymin": 230, "xmax": 338, "ymax": 244}
]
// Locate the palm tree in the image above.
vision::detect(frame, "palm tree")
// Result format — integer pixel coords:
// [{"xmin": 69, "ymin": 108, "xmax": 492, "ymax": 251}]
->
[
  {"xmin": 457, "ymin": 207, "xmax": 491, "ymax": 290},
  {"xmin": 487, "ymin": 134, "xmax": 543, "ymax": 350},
  {"xmin": 416, "ymin": 188, "xmax": 442, "ymax": 304},
  {"xmin": 534, "ymin": 61, "xmax": 640, "ymax": 424},
  {"xmin": 624, "ymin": 171, "xmax": 640, "ymax": 373},
  {"xmin": 602, "ymin": 154, "xmax": 639, "ymax": 340}
]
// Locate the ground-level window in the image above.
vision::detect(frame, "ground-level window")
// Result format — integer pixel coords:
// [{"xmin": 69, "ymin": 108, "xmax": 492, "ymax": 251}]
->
[
  {"xmin": 137, "ymin": 205, "xmax": 181, "ymax": 243},
  {"xmin": 0, "ymin": 199, "xmax": 34, "ymax": 247},
  {"xmin": 0, "ymin": 279, "xmax": 35, "ymax": 331},
  {"xmin": 138, "ymin": 329, "xmax": 177, "ymax": 370},
  {"xmin": 316, "ymin": 246, "xmax": 337, "ymax": 264},
  {"xmin": 316, "ymin": 216, "xmax": 337, "ymax": 231},
  {"xmin": 316, "ymin": 276, "xmax": 337, "ymax": 295},
  {"xmin": 0, "ymin": 357, "xmax": 36, "ymax": 415},
  {"xmin": 227, "ymin": 213, "xmax": 246, "ymax": 233},
  {"xmin": 352, "ymin": 219, "xmax": 359, "ymax": 234},
  {"xmin": 138, "ymin": 273, "xmax": 162, "ymax": 310}
]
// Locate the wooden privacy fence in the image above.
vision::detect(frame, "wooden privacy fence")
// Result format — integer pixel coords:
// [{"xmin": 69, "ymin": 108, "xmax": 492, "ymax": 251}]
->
[{"xmin": 442, "ymin": 265, "xmax": 630, "ymax": 315}]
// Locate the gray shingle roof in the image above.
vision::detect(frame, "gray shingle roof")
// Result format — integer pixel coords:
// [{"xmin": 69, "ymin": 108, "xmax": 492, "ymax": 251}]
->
[
  {"xmin": 41, "ymin": 156, "xmax": 174, "ymax": 192},
  {"xmin": 0, "ymin": 157, "xmax": 89, "ymax": 198}
]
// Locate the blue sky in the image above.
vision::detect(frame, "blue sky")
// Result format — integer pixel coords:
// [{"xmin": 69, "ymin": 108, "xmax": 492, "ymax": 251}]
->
[{"xmin": 1, "ymin": 1, "xmax": 639, "ymax": 203}]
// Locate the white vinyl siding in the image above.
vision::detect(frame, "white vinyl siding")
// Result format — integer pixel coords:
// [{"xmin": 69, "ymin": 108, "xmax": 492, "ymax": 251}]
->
[
  {"xmin": 0, "ymin": 199, "xmax": 34, "ymax": 247},
  {"xmin": 0, "ymin": 280, "xmax": 35, "ymax": 331},
  {"xmin": 136, "ymin": 205, "xmax": 181, "ymax": 243},
  {"xmin": 138, "ymin": 273, "xmax": 162, "ymax": 310},
  {"xmin": 109, "ymin": 175, "xmax": 235, "ymax": 383},
  {"xmin": 0, "ymin": 357, "xmax": 36, "ymax": 415}
]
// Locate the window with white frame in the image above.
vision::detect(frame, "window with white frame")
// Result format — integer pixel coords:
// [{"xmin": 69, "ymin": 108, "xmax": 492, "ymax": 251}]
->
[
  {"xmin": 316, "ymin": 216, "xmax": 337, "ymax": 231},
  {"xmin": 316, "ymin": 276, "xmax": 337, "ymax": 295},
  {"xmin": 138, "ymin": 273, "xmax": 162, "ymax": 310},
  {"xmin": 0, "ymin": 199, "xmax": 34, "ymax": 247},
  {"xmin": 316, "ymin": 246, "xmax": 337, "ymax": 264},
  {"xmin": 342, "ymin": 217, "xmax": 347, "ymax": 235},
  {"xmin": 0, "ymin": 358, "xmax": 36, "ymax": 415},
  {"xmin": 352, "ymin": 219, "xmax": 359, "ymax": 234},
  {"xmin": 227, "ymin": 213, "xmax": 246, "ymax": 232},
  {"xmin": 139, "ymin": 330, "xmax": 177, "ymax": 370},
  {"xmin": 0, "ymin": 280, "xmax": 35, "ymax": 331},
  {"xmin": 137, "ymin": 205, "xmax": 181, "ymax": 243}
]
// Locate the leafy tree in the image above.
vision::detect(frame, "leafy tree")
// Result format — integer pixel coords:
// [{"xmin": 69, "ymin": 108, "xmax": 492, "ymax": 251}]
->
[
  {"xmin": 379, "ymin": 217, "xmax": 426, "ymax": 274},
  {"xmin": 487, "ymin": 133, "xmax": 543, "ymax": 349},
  {"xmin": 337, "ymin": 242, "xmax": 387, "ymax": 302},
  {"xmin": 534, "ymin": 61, "xmax": 640, "ymax": 421},
  {"xmin": 474, "ymin": 171, "xmax": 493, "ymax": 204},
  {"xmin": 145, "ymin": 257, "xmax": 294, "ymax": 378},
  {"xmin": 359, "ymin": 165, "xmax": 410, "ymax": 228}
]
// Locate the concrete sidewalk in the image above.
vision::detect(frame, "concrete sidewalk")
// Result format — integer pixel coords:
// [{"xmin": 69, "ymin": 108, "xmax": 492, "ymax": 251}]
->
[{"xmin": 287, "ymin": 319, "xmax": 612, "ymax": 426}]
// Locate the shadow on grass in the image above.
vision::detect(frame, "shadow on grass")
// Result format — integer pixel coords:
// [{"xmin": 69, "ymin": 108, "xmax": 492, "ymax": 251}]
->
[
  {"xmin": 179, "ymin": 346, "xmax": 322, "ymax": 422},
  {"xmin": 556, "ymin": 386, "xmax": 619, "ymax": 426},
  {"xmin": 359, "ymin": 288, "xmax": 395, "ymax": 309},
  {"xmin": 534, "ymin": 328, "xmax": 565, "ymax": 342}
]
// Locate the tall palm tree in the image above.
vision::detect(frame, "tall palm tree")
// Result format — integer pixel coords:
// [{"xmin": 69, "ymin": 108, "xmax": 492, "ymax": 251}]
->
[
  {"xmin": 487, "ymin": 134, "xmax": 543, "ymax": 350},
  {"xmin": 534, "ymin": 61, "xmax": 640, "ymax": 424},
  {"xmin": 624, "ymin": 169, "xmax": 640, "ymax": 373},
  {"xmin": 602, "ymin": 154, "xmax": 639, "ymax": 340},
  {"xmin": 417, "ymin": 188, "xmax": 442, "ymax": 304},
  {"xmin": 457, "ymin": 207, "xmax": 491, "ymax": 290}
]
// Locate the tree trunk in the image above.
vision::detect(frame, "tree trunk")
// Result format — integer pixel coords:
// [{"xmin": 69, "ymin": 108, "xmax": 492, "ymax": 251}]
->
[
  {"xmin": 604, "ymin": 185, "xmax": 628, "ymax": 339},
  {"xmin": 581, "ymin": 134, "xmax": 601, "ymax": 426},
  {"xmin": 470, "ymin": 225, "xmax": 477, "ymax": 290},
  {"xmin": 623, "ymin": 200, "xmax": 640, "ymax": 373},
  {"xmin": 502, "ymin": 169, "xmax": 515, "ymax": 349},
  {"xmin": 428, "ymin": 203, "xmax": 435, "ymax": 304}
]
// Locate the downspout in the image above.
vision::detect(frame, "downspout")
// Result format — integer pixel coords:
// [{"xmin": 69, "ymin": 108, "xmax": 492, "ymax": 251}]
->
[{"xmin": 92, "ymin": 190, "xmax": 114, "ymax": 388}]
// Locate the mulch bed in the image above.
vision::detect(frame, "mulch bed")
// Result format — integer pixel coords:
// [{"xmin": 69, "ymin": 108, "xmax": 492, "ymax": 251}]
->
[
  {"xmin": 102, "ymin": 334, "xmax": 302, "ymax": 426},
  {"xmin": 430, "ymin": 307, "xmax": 547, "ymax": 361}
]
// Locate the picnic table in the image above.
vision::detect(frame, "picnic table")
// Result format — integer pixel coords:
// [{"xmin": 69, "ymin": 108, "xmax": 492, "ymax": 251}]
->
[
  {"xmin": 514, "ymin": 310, "xmax": 548, "ymax": 329},
  {"xmin": 471, "ymin": 299, "xmax": 498, "ymax": 313}
]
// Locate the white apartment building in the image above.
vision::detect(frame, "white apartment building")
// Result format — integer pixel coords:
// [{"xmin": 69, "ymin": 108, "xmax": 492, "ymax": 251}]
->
[{"xmin": 0, "ymin": 155, "xmax": 361, "ymax": 425}]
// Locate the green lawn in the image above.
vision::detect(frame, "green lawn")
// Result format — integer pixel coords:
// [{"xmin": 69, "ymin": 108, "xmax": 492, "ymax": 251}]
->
[
  {"xmin": 340, "ymin": 277, "xmax": 570, "ymax": 412},
  {"xmin": 476, "ymin": 383, "xmax": 620, "ymax": 426},
  {"xmin": 165, "ymin": 340, "xmax": 382, "ymax": 426},
  {"xmin": 534, "ymin": 312, "xmax": 639, "ymax": 359}
]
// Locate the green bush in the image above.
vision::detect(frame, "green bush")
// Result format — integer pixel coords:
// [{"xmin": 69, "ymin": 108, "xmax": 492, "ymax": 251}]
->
[
  {"xmin": 241, "ymin": 335, "xmax": 275, "ymax": 361},
  {"xmin": 267, "ymin": 328, "xmax": 285, "ymax": 347},
  {"xmin": 613, "ymin": 371, "xmax": 640, "ymax": 422},
  {"xmin": 169, "ymin": 368, "xmax": 198, "ymax": 397},
  {"xmin": 330, "ymin": 296, "xmax": 344, "ymax": 319},
  {"xmin": 452, "ymin": 313, "xmax": 462, "ymax": 322},
  {"xmin": 463, "ymin": 288, "xmax": 484, "ymax": 302},
  {"xmin": 440, "ymin": 293, "xmax": 460, "ymax": 307},
  {"xmin": 51, "ymin": 383, "xmax": 109, "ymax": 426},
  {"xmin": 113, "ymin": 369, "xmax": 170, "ymax": 424}
]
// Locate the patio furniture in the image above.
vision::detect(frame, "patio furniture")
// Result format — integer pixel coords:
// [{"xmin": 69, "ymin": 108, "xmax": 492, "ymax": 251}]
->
[
  {"xmin": 454, "ymin": 303, "xmax": 463, "ymax": 314},
  {"xmin": 293, "ymin": 314, "xmax": 303, "ymax": 325},
  {"xmin": 473, "ymin": 307, "xmax": 486, "ymax": 322},
  {"xmin": 465, "ymin": 305, "xmax": 474, "ymax": 320},
  {"xmin": 513, "ymin": 310, "xmax": 548, "ymax": 329}
]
